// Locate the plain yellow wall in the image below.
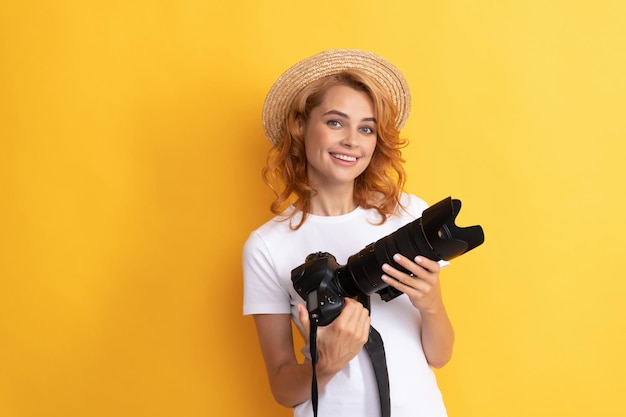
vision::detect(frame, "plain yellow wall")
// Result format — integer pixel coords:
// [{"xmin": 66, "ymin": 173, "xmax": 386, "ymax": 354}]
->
[{"xmin": 1, "ymin": 1, "xmax": 625, "ymax": 416}]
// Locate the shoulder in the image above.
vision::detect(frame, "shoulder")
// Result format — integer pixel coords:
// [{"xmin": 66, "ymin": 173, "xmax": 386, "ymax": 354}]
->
[
  {"xmin": 244, "ymin": 211, "xmax": 292, "ymax": 250},
  {"xmin": 397, "ymin": 193, "xmax": 429, "ymax": 219},
  {"xmin": 243, "ymin": 206, "xmax": 307, "ymax": 258}
]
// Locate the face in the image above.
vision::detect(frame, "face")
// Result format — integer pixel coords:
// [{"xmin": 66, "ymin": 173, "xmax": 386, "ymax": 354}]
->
[{"xmin": 302, "ymin": 85, "xmax": 377, "ymax": 190}]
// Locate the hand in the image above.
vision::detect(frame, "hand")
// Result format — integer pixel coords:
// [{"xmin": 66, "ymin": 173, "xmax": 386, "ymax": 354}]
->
[
  {"xmin": 298, "ymin": 298, "xmax": 370, "ymax": 375},
  {"xmin": 381, "ymin": 253, "xmax": 444, "ymax": 314}
]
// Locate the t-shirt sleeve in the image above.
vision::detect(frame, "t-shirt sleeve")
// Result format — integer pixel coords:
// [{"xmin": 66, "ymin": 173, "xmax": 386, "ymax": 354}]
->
[
  {"xmin": 402, "ymin": 193, "xmax": 429, "ymax": 218},
  {"xmin": 242, "ymin": 231, "xmax": 292, "ymax": 316}
]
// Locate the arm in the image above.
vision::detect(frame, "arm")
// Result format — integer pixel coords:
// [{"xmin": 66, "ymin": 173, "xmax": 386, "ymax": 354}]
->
[
  {"xmin": 253, "ymin": 299, "xmax": 371, "ymax": 408},
  {"xmin": 381, "ymin": 254, "xmax": 455, "ymax": 368}
]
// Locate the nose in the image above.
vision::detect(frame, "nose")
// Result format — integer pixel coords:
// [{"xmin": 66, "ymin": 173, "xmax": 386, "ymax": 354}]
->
[{"xmin": 341, "ymin": 128, "xmax": 358, "ymax": 147}]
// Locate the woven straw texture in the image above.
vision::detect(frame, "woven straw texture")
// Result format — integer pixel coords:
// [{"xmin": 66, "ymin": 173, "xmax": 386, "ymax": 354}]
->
[{"xmin": 262, "ymin": 49, "xmax": 411, "ymax": 145}]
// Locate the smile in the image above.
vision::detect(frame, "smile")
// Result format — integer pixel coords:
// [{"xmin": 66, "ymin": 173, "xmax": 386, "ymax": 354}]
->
[{"xmin": 330, "ymin": 153, "xmax": 358, "ymax": 162}]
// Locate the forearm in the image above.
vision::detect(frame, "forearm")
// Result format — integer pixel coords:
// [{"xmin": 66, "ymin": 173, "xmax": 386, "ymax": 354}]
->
[
  {"xmin": 268, "ymin": 360, "xmax": 337, "ymax": 408},
  {"xmin": 254, "ymin": 312, "xmax": 346, "ymax": 409},
  {"xmin": 420, "ymin": 301, "xmax": 455, "ymax": 368}
]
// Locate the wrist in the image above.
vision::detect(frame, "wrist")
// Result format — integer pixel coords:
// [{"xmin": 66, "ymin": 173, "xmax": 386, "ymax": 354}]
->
[
  {"xmin": 315, "ymin": 352, "xmax": 344, "ymax": 377},
  {"xmin": 419, "ymin": 299, "xmax": 446, "ymax": 317}
]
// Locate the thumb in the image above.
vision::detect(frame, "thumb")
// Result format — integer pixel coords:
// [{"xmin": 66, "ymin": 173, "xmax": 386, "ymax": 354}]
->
[{"xmin": 298, "ymin": 303, "xmax": 311, "ymax": 339}]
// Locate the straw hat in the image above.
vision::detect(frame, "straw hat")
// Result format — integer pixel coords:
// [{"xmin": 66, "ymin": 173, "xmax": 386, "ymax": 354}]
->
[{"xmin": 262, "ymin": 49, "xmax": 411, "ymax": 145}]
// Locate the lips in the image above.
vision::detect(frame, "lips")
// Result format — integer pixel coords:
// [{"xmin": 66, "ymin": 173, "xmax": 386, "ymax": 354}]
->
[{"xmin": 330, "ymin": 153, "xmax": 358, "ymax": 162}]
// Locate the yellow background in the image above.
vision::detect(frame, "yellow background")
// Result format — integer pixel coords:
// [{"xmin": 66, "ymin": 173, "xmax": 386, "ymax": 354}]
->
[{"xmin": 1, "ymin": 1, "xmax": 625, "ymax": 416}]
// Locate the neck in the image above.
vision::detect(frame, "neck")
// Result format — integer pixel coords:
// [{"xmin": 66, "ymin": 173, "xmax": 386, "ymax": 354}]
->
[{"xmin": 309, "ymin": 186, "xmax": 357, "ymax": 216}]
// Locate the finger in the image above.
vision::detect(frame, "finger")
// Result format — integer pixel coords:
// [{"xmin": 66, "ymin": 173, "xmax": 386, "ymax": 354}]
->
[
  {"xmin": 382, "ymin": 264, "xmax": 436, "ymax": 294},
  {"xmin": 382, "ymin": 260, "xmax": 419, "ymax": 283},
  {"xmin": 390, "ymin": 254, "xmax": 430, "ymax": 279},
  {"xmin": 350, "ymin": 299, "xmax": 371, "ymax": 331},
  {"xmin": 413, "ymin": 257, "xmax": 441, "ymax": 286},
  {"xmin": 338, "ymin": 299, "xmax": 370, "ymax": 338},
  {"xmin": 414, "ymin": 256, "xmax": 440, "ymax": 273},
  {"xmin": 391, "ymin": 253, "xmax": 440, "ymax": 273},
  {"xmin": 341, "ymin": 299, "xmax": 368, "ymax": 325},
  {"xmin": 298, "ymin": 303, "xmax": 310, "ymax": 337}
]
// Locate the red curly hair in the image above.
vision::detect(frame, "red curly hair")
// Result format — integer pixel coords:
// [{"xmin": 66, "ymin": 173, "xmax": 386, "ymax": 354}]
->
[{"xmin": 262, "ymin": 70, "xmax": 408, "ymax": 229}]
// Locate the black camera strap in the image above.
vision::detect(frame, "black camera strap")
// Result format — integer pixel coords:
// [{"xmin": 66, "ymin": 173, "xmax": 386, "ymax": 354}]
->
[
  {"xmin": 360, "ymin": 294, "xmax": 391, "ymax": 417},
  {"xmin": 309, "ymin": 322, "xmax": 320, "ymax": 417},
  {"xmin": 308, "ymin": 295, "xmax": 391, "ymax": 417},
  {"xmin": 364, "ymin": 325, "xmax": 391, "ymax": 417}
]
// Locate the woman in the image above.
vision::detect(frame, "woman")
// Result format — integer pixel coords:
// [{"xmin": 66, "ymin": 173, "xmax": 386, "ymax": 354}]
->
[{"xmin": 243, "ymin": 50, "xmax": 454, "ymax": 417}]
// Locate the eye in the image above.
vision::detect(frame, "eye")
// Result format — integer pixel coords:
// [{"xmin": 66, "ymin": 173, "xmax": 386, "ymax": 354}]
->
[
  {"xmin": 359, "ymin": 126, "xmax": 375, "ymax": 134},
  {"xmin": 327, "ymin": 120, "xmax": 342, "ymax": 128}
]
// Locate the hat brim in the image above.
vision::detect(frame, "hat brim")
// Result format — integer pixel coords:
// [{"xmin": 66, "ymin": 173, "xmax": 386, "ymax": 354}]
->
[{"xmin": 262, "ymin": 49, "xmax": 411, "ymax": 145}]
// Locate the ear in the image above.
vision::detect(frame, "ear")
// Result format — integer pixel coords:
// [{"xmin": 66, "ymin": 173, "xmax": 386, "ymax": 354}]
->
[{"xmin": 295, "ymin": 114, "xmax": 305, "ymax": 135}]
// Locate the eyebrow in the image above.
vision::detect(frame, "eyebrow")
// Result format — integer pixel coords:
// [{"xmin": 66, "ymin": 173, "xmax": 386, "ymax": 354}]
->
[{"xmin": 322, "ymin": 110, "xmax": 377, "ymax": 123}]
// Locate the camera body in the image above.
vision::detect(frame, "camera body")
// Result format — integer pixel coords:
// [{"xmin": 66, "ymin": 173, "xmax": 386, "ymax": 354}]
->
[
  {"xmin": 291, "ymin": 197, "xmax": 485, "ymax": 326},
  {"xmin": 292, "ymin": 252, "xmax": 346, "ymax": 326}
]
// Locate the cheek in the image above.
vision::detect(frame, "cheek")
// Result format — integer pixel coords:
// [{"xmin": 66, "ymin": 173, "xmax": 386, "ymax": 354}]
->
[
  {"xmin": 365, "ymin": 138, "xmax": 378, "ymax": 157},
  {"xmin": 362, "ymin": 141, "xmax": 378, "ymax": 167},
  {"xmin": 304, "ymin": 126, "xmax": 332, "ymax": 152},
  {"xmin": 303, "ymin": 133, "xmax": 324, "ymax": 163},
  {"xmin": 360, "ymin": 145, "xmax": 376, "ymax": 169}
]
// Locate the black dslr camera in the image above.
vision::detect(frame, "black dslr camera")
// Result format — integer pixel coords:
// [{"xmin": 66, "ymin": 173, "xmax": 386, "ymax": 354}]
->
[{"xmin": 291, "ymin": 197, "xmax": 485, "ymax": 326}]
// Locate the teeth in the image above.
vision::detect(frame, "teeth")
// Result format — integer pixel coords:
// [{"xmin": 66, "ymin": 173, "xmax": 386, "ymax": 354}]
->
[{"xmin": 331, "ymin": 153, "xmax": 357, "ymax": 162}]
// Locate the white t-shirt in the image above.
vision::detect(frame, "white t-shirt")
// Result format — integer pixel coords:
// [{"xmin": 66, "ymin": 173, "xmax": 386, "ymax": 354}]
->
[{"xmin": 243, "ymin": 194, "xmax": 448, "ymax": 417}]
